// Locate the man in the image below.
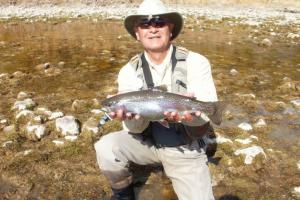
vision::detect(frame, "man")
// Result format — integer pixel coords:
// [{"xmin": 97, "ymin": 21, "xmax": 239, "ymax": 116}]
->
[{"xmin": 94, "ymin": 0, "xmax": 218, "ymax": 199}]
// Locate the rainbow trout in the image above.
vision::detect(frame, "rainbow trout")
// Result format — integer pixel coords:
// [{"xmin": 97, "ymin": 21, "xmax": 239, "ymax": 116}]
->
[{"xmin": 102, "ymin": 90, "xmax": 225, "ymax": 125}]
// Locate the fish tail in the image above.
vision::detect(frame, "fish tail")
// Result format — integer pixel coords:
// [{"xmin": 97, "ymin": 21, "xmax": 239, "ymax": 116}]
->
[{"xmin": 208, "ymin": 101, "xmax": 226, "ymax": 125}]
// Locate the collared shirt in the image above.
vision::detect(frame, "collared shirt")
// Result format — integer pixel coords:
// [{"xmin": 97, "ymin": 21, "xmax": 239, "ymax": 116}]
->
[{"xmin": 117, "ymin": 45, "xmax": 218, "ymax": 133}]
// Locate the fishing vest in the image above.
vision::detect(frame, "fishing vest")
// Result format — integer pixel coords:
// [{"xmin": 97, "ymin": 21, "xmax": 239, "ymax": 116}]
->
[{"xmin": 129, "ymin": 46, "xmax": 212, "ymax": 147}]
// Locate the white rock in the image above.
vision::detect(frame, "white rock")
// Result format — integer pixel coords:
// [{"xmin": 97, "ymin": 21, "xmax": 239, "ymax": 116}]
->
[
  {"xmin": 255, "ymin": 119, "xmax": 267, "ymax": 127},
  {"xmin": 291, "ymin": 99, "xmax": 300, "ymax": 107},
  {"xmin": 26, "ymin": 124, "xmax": 46, "ymax": 139},
  {"xmin": 23, "ymin": 149, "xmax": 33, "ymax": 156},
  {"xmin": 49, "ymin": 111, "xmax": 64, "ymax": 120},
  {"xmin": 16, "ymin": 110, "xmax": 34, "ymax": 119},
  {"xmin": 287, "ymin": 33, "xmax": 300, "ymax": 39},
  {"xmin": 2, "ymin": 141, "xmax": 13, "ymax": 147},
  {"xmin": 65, "ymin": 135, "xmax": 78, "ymax": 142},
  {"xmin": 297, "ymin": 162, "xmax": 300, "ymax": 169},
  {"xmin": 52, "ymin": 140, "xmax": 64, "ymax": 146},
  {"xmin": 12, "ymin": 98, "xmax": 36, "ymax": 111},
  {"xmin": 0, "ymin": 119, "xmax": 8, "ymax": 124},
  {"xmin": 37, "ymin": 107, "xmax": 52, "ymax": 116},
  {"xmin": 230, "ymin": 69, "xmax": 238, "ymax": 76},
  {"xmin": 250, "ymin": 135, "xmax": 258, "ymax": 140},
  {"xmin": 216, "ymin": 134, "xmax": 233, "ymax": 144},
  {"xmin": 294, "ymin": 187, "xmax": 300, "ymax": 194},
  {"xmin": 237, "ymin": 93, "xmax": 256, "ymax": 99},
  {"xmin": 234, "ymin": 145, "xmax": 266, "ymax": 165},
  {"xmin": 238, "ymin": 122, "xmax": 253, "ymax": 131},
  {"xmin": 261, "ymin": 38, "xmax": 272, "ymax": 47},
  {"xmin": 3, "ymin": 125, "xmax": 15, "ymax": 134},
  {"xmin": 55, "ymin": 116, "xmax": 80, "ymax": 136},
  {"xmin": 91, "ymin": 109, "xmax": 103, "ymax": 114},
  {"xmin": 235, "ymin": 138, "xmax": 253, "ymax": 144}
]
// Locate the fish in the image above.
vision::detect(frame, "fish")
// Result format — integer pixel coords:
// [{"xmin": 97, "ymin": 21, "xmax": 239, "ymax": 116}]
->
[{"xmin": 102, "ymin": 90, "xmax": 225, "ymax": 125}]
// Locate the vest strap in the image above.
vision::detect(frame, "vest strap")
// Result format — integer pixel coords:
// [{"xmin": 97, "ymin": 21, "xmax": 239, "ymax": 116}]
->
[{"xmin": 140, "ymin": 53, "xmax": 155, "ymax": 89}]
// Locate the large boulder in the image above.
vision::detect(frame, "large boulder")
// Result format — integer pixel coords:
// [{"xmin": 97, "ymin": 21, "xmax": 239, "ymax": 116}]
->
[{"xmin": 55, "ymin": 116, "xmax": 80, "ymax": 136}]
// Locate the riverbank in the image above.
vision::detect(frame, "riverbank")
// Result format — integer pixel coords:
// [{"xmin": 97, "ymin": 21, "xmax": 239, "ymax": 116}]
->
[{"xmin": 0, "ymin": 3, "xmax": 300, "ymax": 26}]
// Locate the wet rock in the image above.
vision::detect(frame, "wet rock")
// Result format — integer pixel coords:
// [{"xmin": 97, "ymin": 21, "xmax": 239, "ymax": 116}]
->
[
  {"xmin": 234, "ymin": 145, "xmax": 266, "ymax": 165},
  {"xmin": 238, "ymin": 122, "xmax": 253, "ymax": 131},
  {"xmin": 260, "ymin": 38, "xmax": 272, "ymax": 47},
  {"xmin": 291, "ymin": 99, "xmax": 300, "ymax": 107},
  {"xmin": 52, "ymin": 140, "xmax": 64, "ymax": 146},
  {"xmin": 25, "ymin": 124, "xmax": 48, "ymax": 141},
  {"xmin": 229, "ymin": 69, "xmax": 238, "ymax": 76},
  {"xmin": 12, "ymin": 98, "xmax": 36, "ymax": 111},
  {"xmin": 2, "ymin": 141, "xmax": 13, "ymax": 148},
  {"xmin": 55, "ymin": 116, "xmax": 80, "ymax": 136},
  {"xmin": 82, "ymin": 117, "xmax": 99, "ymax": 135}
]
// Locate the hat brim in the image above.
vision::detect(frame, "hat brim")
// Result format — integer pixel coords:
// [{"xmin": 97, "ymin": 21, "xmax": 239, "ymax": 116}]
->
[{"xmin": 124, "ymin": 12, "xmax": 183, "ymax": 40}]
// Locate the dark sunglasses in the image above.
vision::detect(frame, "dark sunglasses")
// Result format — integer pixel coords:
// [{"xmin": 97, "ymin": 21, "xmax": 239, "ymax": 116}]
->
[{"xmin": 137, "ymin": 17, "xmax": 169, "ymax": 29}]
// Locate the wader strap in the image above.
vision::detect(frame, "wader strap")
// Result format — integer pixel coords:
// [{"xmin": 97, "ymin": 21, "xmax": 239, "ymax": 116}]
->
[
  {"xmin": 141, "ymin": 53, "xmax": 154, "ymax": 89},
  {"xmin": 171, "ymin": 46, "xmax": 177, "ymax": 73}
]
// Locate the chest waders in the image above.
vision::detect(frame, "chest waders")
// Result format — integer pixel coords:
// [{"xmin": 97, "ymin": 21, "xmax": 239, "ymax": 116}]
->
[{"xmin": 130, "ymin": 46, "xmax": 212, "ymax": 149}]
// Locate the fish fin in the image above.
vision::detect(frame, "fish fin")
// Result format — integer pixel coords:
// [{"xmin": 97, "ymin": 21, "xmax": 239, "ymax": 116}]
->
[
  {"xmin": 158, "ymin": 120, "xmax": 170, "ymax": 128},
  {"xmin": 151, "ymin": 85, "xmax": 168, "ymax": 92},
  {"xmin": 208, "ymin": 101, "xmax": 227, "ymax": 125}
]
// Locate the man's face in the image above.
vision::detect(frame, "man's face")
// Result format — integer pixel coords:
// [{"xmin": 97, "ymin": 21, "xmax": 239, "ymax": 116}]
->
[{"xmin": 134, "ymin": 17, "xmax": 174, "ymax": 52}]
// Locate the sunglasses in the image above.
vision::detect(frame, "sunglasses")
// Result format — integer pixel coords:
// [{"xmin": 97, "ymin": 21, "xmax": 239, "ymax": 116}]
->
[{"xmin": 137, "ymin": 17, "xmax": 169, "ymax": 29}]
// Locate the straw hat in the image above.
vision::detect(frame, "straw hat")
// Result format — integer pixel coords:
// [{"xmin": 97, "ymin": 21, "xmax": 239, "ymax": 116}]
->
[{"xmin": 124, "ymin": 0, "xmax": 183, "ymax": 40}]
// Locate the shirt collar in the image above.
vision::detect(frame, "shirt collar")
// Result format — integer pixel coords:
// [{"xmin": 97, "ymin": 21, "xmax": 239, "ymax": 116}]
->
[{"xmin": 144, "ymin": 45, "xmax": 173, "ymax": 69}]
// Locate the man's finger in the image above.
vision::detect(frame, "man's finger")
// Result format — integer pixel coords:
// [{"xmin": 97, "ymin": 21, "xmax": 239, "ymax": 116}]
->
[{"xmin": 116, "ymin": 109, "xmax": 124, "ymax": 119}]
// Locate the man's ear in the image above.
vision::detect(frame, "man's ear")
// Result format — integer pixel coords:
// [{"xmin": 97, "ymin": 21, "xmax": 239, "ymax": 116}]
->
[{"xmin": 134, "ymin": 27, "xmax": 140, "ymax": 41}]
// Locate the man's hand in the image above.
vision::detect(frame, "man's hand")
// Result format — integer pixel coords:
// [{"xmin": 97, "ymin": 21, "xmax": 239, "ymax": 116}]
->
[
  {"xmin": 109, "ymin": 110, "xmax": 141, "ymax": 121},
  {"xmin": 163, "ymin": 92, "xmax": 201, "ymax": 122}
]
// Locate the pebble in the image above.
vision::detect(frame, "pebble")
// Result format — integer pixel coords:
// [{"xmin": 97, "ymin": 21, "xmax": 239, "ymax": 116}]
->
[
  {"xmin": 55, "ymin": 116, "xmax": 80, "ymax": 136},
  {"xmin": 291, "ymin": 99, "xmax": 300, "ymax": 107},
  {"xmin": 238, "ymin": 122, "xmax": 253, "ymax": 131},
  {"xmin": 12, "ymin": 98, "xmax": 36, "ymax": 111},
  {"xmin": 216, "ymin": 134, "xmax": 233, "ymax": 144},
  {"xmin": 52, "ymin": 140, "xmax": 64, "ymax": 146},
  {"xmin": 230, "ymin": 68, "xmax": 238, "ymax": 76},
  {"xmin": 2, "ymin": 141, "xmax": 13, "ymax": 148},
  {"xmin": 261, "ymin": 38, "xmax": 272, "ymax": 47},
  {"xmin": 49, "ymin": 111, "xmax": 64, "ymax": 120},
  {"xmin": 234, "ymin": 145, "xmax": 266, "ymax": 165},
  {"xmin": 235, "ymin": 138, "xmax": 253, "ymax": 144},
  {"xmin": 23, "ymin": 149, "xmax": 33, "ymax": 156},
  {"xmin": 255, "ymin": 118, "xmax": 267, "ymax": 127},
  {"xmin": 294, "ymin": 187, "xmax": 300, "ymax": 194},
  {"xmin": 65, "ymin": 135, "xmax": 78, "ymax": 142}
]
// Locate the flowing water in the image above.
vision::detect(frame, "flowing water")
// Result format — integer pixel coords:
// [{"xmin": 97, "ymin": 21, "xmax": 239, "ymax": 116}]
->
[{"xmin": 0, "ymin": 18, "xmax": 299, "ymax": 199}]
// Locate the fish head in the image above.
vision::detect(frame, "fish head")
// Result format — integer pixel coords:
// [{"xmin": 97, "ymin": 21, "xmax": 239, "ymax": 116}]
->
[{"xmin": 101, "ymin": 95, "xmax": 124, "ymax": 112}]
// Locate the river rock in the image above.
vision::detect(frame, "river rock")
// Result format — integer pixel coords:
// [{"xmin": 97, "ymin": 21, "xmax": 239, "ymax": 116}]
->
[
  {"xmin": 234, "ymin": 145, "xmax": 266, "ymax": 165},
  {"xmin": 294, "ymin": 187, "xmax": 300, "ymax": 195},
  {"xmin": 2, "ymin": 141, "xmax": 13, "ymax": 148},
  {"xmin": 52, "ymin": 140, "xmax": 65, "ymax": 146},
  {"xmin": 49, "ymin": 111, "xmax": 64, "ymax": 120},
  {"xmin": 65, "ymin": 135, "xmax": 78, "ymax": 142},
  {"xmin": 55, "ymin": 116, "xmax": 80, "ymax": 136},
  {"xmin": 238, "ymin": 122, "xmax": 253, "ymax": 131},
  {"xmin": 45, "ymin": 67, "xmax": 62, "ymax": 76},
  {"xmin": 235, "ymin": 138, "xmax": 253, "ymax": 145},
  {"xmin": 297, "ymin": 162, "xmax": 300, "ymax": 169},
  {"xmin": 3, "ymin": 125, "xmax": 16, "ymax": 135},
  {"xmin": 82, "ymin": 117, "xmax": 99, "ymax": 135},
  {"xmin": 25, "ymin": 124, "xmax": 48, "ymax": 141},
  {"xmin": 216, "ymin": 133, "xmax": 233, "ymax": 144},
  {"xmin": 291, "ymin": 99, "xmax": 300, "ymax": 107},
  {"xmin": 260, "ymin": 38, "xmax": 272, "ymax": 47},
  {"xmin": 12, "ymin": 98, "xmax": 36, "ymax": 111},
  {"xmin": 35, "ymin": 63, "xmax": 51, "ymax": 70},
  {"xmin": 278, "ymin": 81, "xmax": 299, "ymax": 93},
  {"xmin": 15, "ymin": 110, "xmax": 35, "ymax": 124},
  {"xmin": 254, "ymin": 118, "xmax": 267, "ymax": 127},
  {"xmin": 229, "ymin": 69, "xmax": 238, "ymax": 76},
  {"xmin": 17, "ymin": 91, "xmax": 31, "ymax": 100}
]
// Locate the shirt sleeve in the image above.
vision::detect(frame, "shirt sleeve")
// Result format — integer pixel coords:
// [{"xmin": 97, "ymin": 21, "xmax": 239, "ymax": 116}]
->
[
  {"xmin": 186, "ymin": 51, "xmax": 218, "ymax": 102},
  {"xmin": 117, "ymin": 62, "xmax": 150, "ymax": 133}
]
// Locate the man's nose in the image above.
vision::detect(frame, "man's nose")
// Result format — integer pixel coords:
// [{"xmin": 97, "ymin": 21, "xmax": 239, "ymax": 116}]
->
[{"xmin": 149, "ymin": 25, "xmax": 159, "ymax": 32}]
